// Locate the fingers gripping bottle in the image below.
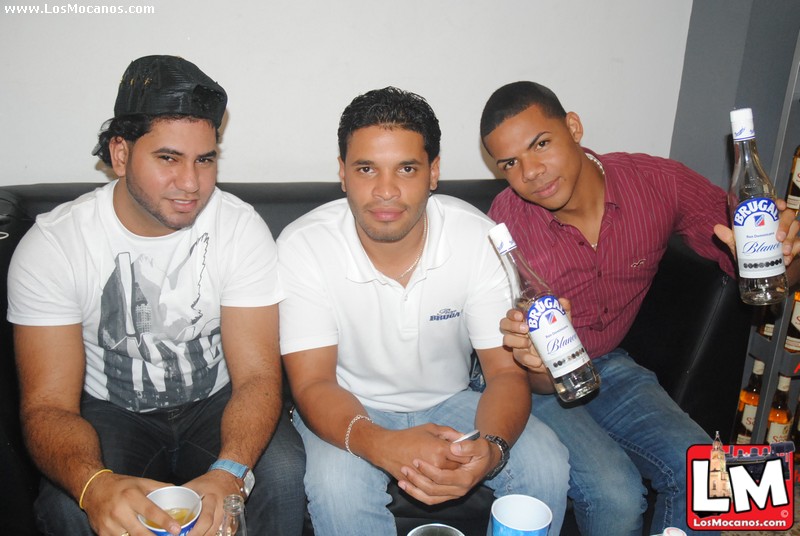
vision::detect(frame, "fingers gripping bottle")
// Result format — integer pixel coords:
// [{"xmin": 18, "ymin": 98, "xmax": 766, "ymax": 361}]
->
[
  {"xmin": 489, "ymin": 223, "xmax": 600, "ymax": 402},
  {"xmin": 729, "ymin": 108, "xmax": 787, "ymax": 305}
]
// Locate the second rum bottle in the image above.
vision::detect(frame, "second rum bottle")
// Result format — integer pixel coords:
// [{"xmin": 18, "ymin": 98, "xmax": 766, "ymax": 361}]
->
[
  {"xmin": 728, "ymin": 108, "xmax": 787, "ymax": 305},
  {"xmin": 765, "ymin": 375, "xmax": 793, "ymax": 444}
]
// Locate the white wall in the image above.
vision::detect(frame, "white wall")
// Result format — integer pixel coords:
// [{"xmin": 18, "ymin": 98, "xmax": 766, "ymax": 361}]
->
[{"xmin": 0, "ymin": 0, "xmax": 693, "ymax": 185}]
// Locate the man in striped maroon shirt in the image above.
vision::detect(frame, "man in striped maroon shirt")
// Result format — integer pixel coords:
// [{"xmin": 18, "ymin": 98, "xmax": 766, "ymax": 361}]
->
[{"xmin": 480, "ymin": 81, "xmax": 799, "ymax": 536}]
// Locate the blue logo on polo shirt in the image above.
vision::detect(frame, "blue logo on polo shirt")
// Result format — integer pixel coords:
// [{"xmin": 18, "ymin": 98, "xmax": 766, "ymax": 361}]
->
[{"xmin": 430, "ymin": 308, "xmax": 461, "ymax": 321}]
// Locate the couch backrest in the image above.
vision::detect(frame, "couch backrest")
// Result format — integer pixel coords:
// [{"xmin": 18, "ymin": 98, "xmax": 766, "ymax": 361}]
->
[{"xmin": 0, "ymin": 179, "xmax": 751, "ymax": 443}]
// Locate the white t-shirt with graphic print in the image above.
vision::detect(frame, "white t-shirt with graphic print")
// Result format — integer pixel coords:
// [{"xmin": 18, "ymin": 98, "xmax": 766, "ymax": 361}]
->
[{"xmin": 8, "ymin": 181, "xmax": 283, "ymax": 412}]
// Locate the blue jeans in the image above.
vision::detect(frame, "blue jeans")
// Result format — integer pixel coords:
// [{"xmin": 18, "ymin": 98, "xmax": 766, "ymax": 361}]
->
[
  {"xmin": 295, "ymin": 389, "xmax": 570, "ymax": 536},
  {"xmin": 35, "ymin": 385, "xmax": 306, "ymax": 536},
  {"xmin": 532, "ymin": 350, "xmax": 719, "ymax": 536}
]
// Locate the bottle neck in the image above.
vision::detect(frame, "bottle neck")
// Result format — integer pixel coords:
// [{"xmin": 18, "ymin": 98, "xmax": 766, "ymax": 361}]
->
[
  {"xmin": 734, "ymin": 137, "xmax": 760, "ymax": 162},
  {"xmin": 731, "ymin": 135, "xmax": 773, "ymax": 199},
  {"xmin": 498, "ymin": 245, "xmax": 552, "ymax": 302},
  {"xmin": 223, "ymin": 494, "xmax": 244, "ymax": 516}
]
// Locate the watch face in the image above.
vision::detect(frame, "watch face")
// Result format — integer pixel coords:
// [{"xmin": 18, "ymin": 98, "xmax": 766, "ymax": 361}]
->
[{"xmin": 243, "ymin": 470, "xmax": 255, "ymax": 496}]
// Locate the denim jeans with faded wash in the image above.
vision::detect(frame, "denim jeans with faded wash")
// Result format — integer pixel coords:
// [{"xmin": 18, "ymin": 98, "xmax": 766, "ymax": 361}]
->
[
  {"xmin": 296, "ymin": 388, "xmax": 570, "ymax": 536},
  {"xmin": 531, "ymin": 349, "xmax": 720, "ymax": 536}
]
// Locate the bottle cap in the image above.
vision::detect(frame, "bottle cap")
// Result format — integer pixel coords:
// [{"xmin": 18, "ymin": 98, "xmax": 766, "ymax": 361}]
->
[
  {"xmin": 753, "ymin": 359, "xmax": 765, "ymax": 375},
  {"xmin": 730, "ymin": 108, "xmax": 755, "ymax": 141},
  {"xmin": 488, "ymin": 223, "xmax": 517, "ymax": 254}
]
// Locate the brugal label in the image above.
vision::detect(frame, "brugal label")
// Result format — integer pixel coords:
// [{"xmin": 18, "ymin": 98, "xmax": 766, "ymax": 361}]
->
[
  {"xmin": 525, "ymin": 295, "xmax": 588, "ymax": 377},
  {"xmin": 732, "ymin": 197, "xmax": 783, "ymax": 278}
]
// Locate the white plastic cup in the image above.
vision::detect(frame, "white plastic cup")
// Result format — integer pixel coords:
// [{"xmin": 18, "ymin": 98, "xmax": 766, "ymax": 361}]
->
[
  {"xmin": 491, "ymin": 494, "xmax": 552, "ymax": 535},
  {"xmin": 138, "ymin": 485, "xmax": 202, "ymax": 536},
  {"xmin": 407, "ymin": 523, "xmax": 465, "ymax": 535}
]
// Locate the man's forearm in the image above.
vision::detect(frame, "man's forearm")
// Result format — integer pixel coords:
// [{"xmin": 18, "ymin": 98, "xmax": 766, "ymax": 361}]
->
[
  {"xmin": 218, "ymin": 374, "xmax": 283, "ymax": 467},
  {"xmin": 294, "ymin": 380, "xmax": 369, "ymax": 450},
  {"xmin": 475, "ymin": 372, "xmax": 532, "ymax": 447},
  {"xmin": 22, "ymin": 406, "xmax": 107, "ymax": 502}
]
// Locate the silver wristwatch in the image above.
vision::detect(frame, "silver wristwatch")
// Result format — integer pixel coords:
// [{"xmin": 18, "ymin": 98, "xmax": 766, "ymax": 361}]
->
[{"xmin": 484, "ymin": 434, "xmax": 510, "ymax": 480}]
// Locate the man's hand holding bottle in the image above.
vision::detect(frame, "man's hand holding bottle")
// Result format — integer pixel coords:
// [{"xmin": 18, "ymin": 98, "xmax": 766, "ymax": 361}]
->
[{"xmin": 499, "ymin": 297, "xmax": 573, "ymax": 394}]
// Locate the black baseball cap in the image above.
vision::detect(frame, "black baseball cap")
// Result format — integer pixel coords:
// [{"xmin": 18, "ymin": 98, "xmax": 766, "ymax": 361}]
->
[{"xmin": 113, "ymin": 55, "xmax": 227, "ymax": 127}]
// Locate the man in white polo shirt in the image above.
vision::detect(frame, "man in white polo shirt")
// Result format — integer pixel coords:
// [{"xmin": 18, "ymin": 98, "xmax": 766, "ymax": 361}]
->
[{"xmin": 277, "ymin": 87, "xmax": 569, "ymax": 535}]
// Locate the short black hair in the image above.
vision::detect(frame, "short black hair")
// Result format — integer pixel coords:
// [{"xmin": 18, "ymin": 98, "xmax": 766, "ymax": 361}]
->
[
  {"xmin": 480, "ymin": 81, "xmax": 567, "ymax": 141},
  {"xmin": 92, "ymin": 114, "xmax": 218, "ymax": 166},
  {"xmin": 337, "ymin": 86, "xmax": 441, "ymax": 162}
]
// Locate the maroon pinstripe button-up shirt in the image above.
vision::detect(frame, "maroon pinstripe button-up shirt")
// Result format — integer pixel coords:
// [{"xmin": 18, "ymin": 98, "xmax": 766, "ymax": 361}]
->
[{"xmin": 489, "ymin": 150, "xmax": 735, "ymax": 358}]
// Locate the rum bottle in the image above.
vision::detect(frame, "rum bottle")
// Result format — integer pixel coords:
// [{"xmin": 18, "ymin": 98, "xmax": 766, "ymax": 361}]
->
[
  {"xmin": 785, "ymin": 291, "xmax": 800, "ymax": 353},
  {"xmin": 757, "ymin": 304, "xmax": 777, "ymax": 340},
  {"xmin": 784, "ymin": 145, "xmax": 800, "ymax": 210},
  {"xmin": 733, "ymin": 359, "xmax": 765, "ymax": 444},
  {"xmin": 765, "ymin": 374, "xmax": 793, "ymax": 444},
  {"xmin": 488, "ymin": 223, "xmax": 600, "ymax": 402},
  {"xmin": 728, "ymin": 108, "xmax": 787, "ymax": 305}
]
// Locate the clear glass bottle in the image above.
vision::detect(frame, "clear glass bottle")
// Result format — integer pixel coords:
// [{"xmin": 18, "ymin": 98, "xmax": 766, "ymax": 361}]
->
[
  {"xmin": 488, "ymin": 223, "xmax": 600, "ymax": 402},
  {"xmin": 732, "ymin": 359, "xmax": 764, "ymax": 444},
  {"xmin": 217, "ymin": 494, "xmax": 247, "ymax": 536},
  {"xmin": 728, "ymin": 107, "xmax": 787, "ymax": 305},
  {"xmin": 765, "ymin": 374, "xmax": 793, "ymax": 444}
]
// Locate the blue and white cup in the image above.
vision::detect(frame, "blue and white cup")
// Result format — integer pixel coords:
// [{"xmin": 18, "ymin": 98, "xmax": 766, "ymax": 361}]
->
[
  {"xmin": 138, "ymin": 485, "xmax": 202, "ymax": 536},
  {"xmin": 491, "ymin": 494, "xmax": 552, "ymax": 536},
  {"xmin": 407, "ymin": 523, "xmax": 465, "ymax": 535}
]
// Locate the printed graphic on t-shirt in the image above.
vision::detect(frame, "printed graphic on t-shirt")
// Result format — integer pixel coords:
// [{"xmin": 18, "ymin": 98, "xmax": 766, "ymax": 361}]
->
[{"xmin": 97, "ymin": 234, "xmax": 221, "ymax": 411}]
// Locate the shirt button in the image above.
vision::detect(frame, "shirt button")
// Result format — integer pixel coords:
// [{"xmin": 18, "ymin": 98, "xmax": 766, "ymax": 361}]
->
[
  {"xmin": 597, "ymin": 270, "xmax": 602, "ymax": 277},
  {"xmin": 603, "ymin": 307, "xmax": 609, "ymax": 313},
  {"xmin": 579, "ymin": 241, "xmax": 585, "ymax": 246}
]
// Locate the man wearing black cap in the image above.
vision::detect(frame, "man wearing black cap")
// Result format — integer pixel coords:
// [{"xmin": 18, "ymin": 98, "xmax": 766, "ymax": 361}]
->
[{"xmin": 7, "ymin": 55, "xmax": 305, "ymax": 536}]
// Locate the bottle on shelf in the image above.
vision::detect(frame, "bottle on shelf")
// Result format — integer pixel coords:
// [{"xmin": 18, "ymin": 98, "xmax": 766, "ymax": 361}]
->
[
  {"xmin": 727, "ymin": 108, "xmax": 787, "ymax": 305},
  {"xmin": 757, "ymin": 304, "xmax": 778, "ymax": 340},
  {"xmin": 784, "ymin": 144, "xmax": 800, "ymax": 211},
  {"xmin": 488, "ymin": 223, "xmax": 600, "ymax": 402},
  {"xmin": 217, "ymin": 494, "xmax": 247, "ymax": 536},
  {"xmin": 785, "ymin": 291, "xmax": 800, "ymax": 353},
  {"xmin": 758, "ymin": 292, "xmax": 800, "ymax": 351},
  {"xmin": 733, "ymin": 359, "xmax": 765, "ymax": 444},
  {"xmin": 765, "ymin": 374, "xmax": 793, "ymax": 444}
]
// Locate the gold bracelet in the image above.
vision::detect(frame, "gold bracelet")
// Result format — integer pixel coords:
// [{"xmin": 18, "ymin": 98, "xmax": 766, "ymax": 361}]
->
[
  {"xmin": 78, "ymin": 468, "xmax": 112, "ymax": 510},
  {"xmin": 344, "ymin": 414, "xmax": 372, "ymax": 458}
]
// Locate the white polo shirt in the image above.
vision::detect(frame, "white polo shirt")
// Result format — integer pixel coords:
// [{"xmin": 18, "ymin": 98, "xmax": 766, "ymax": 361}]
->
[{"xmin": 278, "ymin": 194, "xmax": 511, "ymax": 412}]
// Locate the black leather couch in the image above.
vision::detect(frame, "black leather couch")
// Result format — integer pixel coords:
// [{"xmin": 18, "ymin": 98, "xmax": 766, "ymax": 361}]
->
[{"xmin": 0, "ymin": 180, "xmax": 753, "ymax": 535}]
